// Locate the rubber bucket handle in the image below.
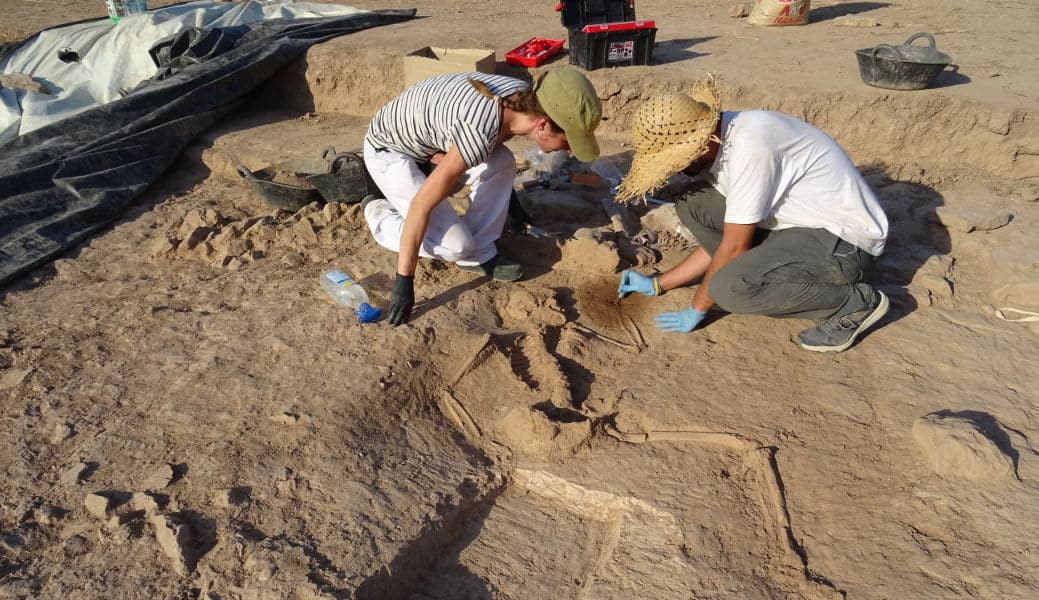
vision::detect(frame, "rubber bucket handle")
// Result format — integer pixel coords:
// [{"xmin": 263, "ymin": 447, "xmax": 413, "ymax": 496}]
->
[
  {"xmin": 329, "ymin": 152, "xmax": 364, "ymax": 174},
  {"xmin": 902, "ymin": 32, "xmax": 937, "ymax": 50},
  {"xmin": 236, "ymin": 164, "xmax": 259, "ymax": 182},
  {"xmin": 870, "ymin": 44, "xmax": 904, "ymax": 60},
  {"xmin": 320, "ymin": 146, "xmax": 338, "ymax": 163}
]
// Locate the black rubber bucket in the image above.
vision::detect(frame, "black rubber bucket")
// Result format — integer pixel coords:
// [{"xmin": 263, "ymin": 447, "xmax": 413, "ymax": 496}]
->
[
  {"xmin": 236, "ymin": 158, "xmax": 325, "ymax": 212},
  {"xmin": 855, "ymin": 32, "xmax": 953, "ymax": 91},
  {"xmin": 305, "ymin": 147, "xmax": 380, "ymax": 204}
]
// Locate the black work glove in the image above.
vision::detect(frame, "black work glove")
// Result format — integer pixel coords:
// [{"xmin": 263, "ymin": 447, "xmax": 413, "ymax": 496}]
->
[{"xmin": 388, "ymin": 274, "xmax": 415, "ymax": 326}]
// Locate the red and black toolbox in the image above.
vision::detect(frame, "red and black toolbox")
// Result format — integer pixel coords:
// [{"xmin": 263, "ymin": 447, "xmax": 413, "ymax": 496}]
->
[{"xmin": 556, "ymin": 0, "xmax": 657, "ymax": 70}]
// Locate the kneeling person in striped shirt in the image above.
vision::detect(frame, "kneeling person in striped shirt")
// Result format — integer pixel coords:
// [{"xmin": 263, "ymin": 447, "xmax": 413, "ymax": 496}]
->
[{"xmin": 362, "ymin": 68, "xmax": 602, "ymax": 326}]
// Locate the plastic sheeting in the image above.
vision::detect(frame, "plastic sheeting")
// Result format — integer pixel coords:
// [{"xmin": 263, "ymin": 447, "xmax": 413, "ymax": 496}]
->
[
  {"xmin": 0, "ymin": 1, "xmax": 367, "ymax": 144},
  {"xmin": 0, "ymin": 3, "xmax": 415, "ymax": 286}
]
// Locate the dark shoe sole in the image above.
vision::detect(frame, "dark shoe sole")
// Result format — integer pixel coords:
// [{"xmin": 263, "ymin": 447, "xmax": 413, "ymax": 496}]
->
[
  {"xmin": 457, "ymin": 263, "xmax": 523, "ymax": 282},
  {"xmin": 799, "ymin": 291, "xmax": 890, "ymax": 353},
  {"xmin": 360, "ymin": 194, "xmax": 382, "ymax": 213}
]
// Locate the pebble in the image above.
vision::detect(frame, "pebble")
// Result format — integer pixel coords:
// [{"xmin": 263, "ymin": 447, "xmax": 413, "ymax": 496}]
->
[
  {"xmin": 269, "ymin": 412, "xmax": 299, "ymax": 425},
  {"xmin": 130, "ymin": 492, "xmax": 165, "ymax": 513},
  {"xmin": 834, "ymin": 15, "xmax": 878, "ymax": 27},
  {"xmin": 60, "ymin": 462, "xmax": 94, "ymax": 486},
  {"xmin": 140, "ymin": 464, "xmax": 176, "ymax": 491},
  {"xmin": 84, "ymin": 493, "xmax": 110, "ymax": 519},
  {"xmin": 49, "ymin": 423, "xmax": 74, "ymax": 445},
  {"xmin": 728, "ymin": 4, "xmax": 750, "ymax": 18}
]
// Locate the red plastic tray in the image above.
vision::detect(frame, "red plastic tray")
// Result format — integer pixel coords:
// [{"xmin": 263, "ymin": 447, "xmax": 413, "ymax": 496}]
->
[
  {"xmin": 580, "ymin": 20, "xmax": 656, "ymax": 33},
  {"xmin": 505, "ymin": 37, "xmax": 565, "ymax": 67}
]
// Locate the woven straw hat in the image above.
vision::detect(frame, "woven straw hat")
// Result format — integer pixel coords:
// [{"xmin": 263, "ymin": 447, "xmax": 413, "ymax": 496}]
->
[{"xmin": 616, "ymin": 76, "xmax": 721, "ymax": 202}]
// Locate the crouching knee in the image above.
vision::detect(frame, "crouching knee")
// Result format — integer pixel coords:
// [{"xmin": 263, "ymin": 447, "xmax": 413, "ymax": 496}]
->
[
  {"xmin": 707, "ymin": 268, "xmax": 759, "ymax": 314},
  {"xmin": 436, "ymin": 234, "xmax": 476, "ymax": 263}
]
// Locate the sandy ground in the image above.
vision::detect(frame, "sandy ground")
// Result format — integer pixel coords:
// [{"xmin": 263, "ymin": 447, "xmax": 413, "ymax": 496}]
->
[{"xmin": 2, "ymin": 1, "xmax": 1039, "ymax": 599}]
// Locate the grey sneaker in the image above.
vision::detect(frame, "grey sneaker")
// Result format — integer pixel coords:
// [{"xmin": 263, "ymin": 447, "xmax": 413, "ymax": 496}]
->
[
  {"xmin": 797, "ymin": 291, "xmax": 889, "ymax": 353},
  {"xmin": 457, "ymin": 255, "xmax": 524, "ymax": 282}
]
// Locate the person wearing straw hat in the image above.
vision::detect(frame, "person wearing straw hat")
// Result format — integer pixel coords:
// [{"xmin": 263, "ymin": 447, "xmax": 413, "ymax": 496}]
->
[
  {"xmin": 615, "ymin": 77, "xmax": 889, "ymax": 353},
  {"xmin": 361, "ymin": 68, "xmax": 602, "ymax": 326}
]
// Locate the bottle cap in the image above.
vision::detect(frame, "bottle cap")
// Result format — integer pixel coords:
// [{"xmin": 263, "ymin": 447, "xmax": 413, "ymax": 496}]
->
[{"xmin": 354, "ymin": 303, "xmax": 382, "ymax": 324}]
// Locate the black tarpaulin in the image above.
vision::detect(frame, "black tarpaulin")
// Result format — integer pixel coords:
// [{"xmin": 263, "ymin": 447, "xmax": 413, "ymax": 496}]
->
[{"xmin": 0, "ymin": 10, "xmax": 415, "ymax": 286}]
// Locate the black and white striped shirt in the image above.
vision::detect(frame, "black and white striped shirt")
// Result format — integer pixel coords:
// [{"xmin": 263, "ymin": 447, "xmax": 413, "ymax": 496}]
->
[{"xmin": 366, "ymin": 73, "xmax": 530, "ymax": 169}]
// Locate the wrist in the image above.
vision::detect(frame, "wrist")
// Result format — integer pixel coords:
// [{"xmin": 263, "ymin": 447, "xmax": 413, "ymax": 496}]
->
[{"xmin": 651, "ymin": 276, "xmax": 663, "ymax": 296}]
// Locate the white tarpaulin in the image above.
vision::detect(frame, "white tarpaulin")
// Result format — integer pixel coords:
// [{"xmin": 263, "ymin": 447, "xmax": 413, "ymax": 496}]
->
[
  {"xmin": 0, "ymin": 4, "xmax": 413, "ymax": 286},
  {"xmin": 0, "ymin": 0, "xmax": 363, "ymax": 145}
]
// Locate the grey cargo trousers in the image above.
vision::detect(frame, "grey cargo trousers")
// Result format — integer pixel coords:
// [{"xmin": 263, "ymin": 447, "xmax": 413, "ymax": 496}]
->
[{"xmin": 675, "ymin": 183, "xmax": 877, "ymax": 322}]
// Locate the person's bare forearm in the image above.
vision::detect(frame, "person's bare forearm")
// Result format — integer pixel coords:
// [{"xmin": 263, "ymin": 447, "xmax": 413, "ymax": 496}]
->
[
  {"xmin": 658, "ymin": 246, "xmax": 711, "ymax": 292},
  {"xmin": 396, "ymin": 212, "xmax": 429, "ymax": 276}
]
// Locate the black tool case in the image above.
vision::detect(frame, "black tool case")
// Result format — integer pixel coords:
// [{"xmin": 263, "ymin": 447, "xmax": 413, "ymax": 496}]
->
[{"xmin": 557, "ymin": 0, "xmax": 657, "ymax": 70}]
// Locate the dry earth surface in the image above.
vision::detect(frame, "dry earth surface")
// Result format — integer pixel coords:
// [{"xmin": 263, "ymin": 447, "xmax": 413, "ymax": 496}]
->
[{"xmin": 2, "ymin": 1, "xmax": 1039, "ymax": 599}]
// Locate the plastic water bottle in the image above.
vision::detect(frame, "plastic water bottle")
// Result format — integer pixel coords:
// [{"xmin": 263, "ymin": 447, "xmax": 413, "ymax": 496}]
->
[
  {"xmin": 105, "ymin": 0, "xmax": 148, "ymax": 22},
  {"xmin": 320, "ymin": 270, "xmax": 381, "ymax": 323}
]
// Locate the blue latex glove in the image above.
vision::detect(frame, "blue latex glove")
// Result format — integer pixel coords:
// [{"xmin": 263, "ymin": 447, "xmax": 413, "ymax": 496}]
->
[
  {"xmin": 617, "ymin": 270, "xmax": 660, "ymax": 298},
  {"xmin": 654, "ymin": 307, "xmax": 707, "ymax": 333}
]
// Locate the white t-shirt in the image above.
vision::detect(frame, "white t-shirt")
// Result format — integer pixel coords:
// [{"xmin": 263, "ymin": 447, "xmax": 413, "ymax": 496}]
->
[{"xmin": 706, "ymin": 111, "xmax": 888, "ymax": 256}]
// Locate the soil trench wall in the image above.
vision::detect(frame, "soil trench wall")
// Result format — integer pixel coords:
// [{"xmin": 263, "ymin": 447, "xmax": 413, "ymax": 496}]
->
[{"xmin": 261, "ymin": 45, "xmax": 1038, "ymax": 196}]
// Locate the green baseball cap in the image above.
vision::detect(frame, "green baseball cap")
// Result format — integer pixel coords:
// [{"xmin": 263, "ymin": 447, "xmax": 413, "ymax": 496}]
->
[{"xmin": 534, "ymin": 68, "xmax": 602, "ymax": 162}]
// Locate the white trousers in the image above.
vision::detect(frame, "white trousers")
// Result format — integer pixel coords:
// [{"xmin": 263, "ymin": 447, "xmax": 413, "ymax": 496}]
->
[{"xmin": 362, "ymin": 139, "xmax": 516, "ymax": 267}]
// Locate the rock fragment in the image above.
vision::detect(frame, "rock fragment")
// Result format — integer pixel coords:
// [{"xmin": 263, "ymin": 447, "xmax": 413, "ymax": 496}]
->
[
  {"xmin": 141, "ymin": 464, "xmax": 176, "ymax": 491},
  {"xmin": 912, "ymin": 412, "xmax": 1016, "ymax": 481},
  {"xmin": 150, "ymin": 237, "xmax": 179, "ymax": 257},
  {"xmin": 212, "ymin": 486, "xmax": 251, "ymax": 509},
  {"xmin": 935, "ymin": 184, "xmax": 1014, "ymax": 232},
  {"xmin": 178, "ymin": 210, "xmax": 206, "ymax": 237},
  {"xmin": 0, "ymin": 73, "xmax": 50, "ymax": 94},
  {"xmin": 292, "ymin": 219, "xmax": 319, "ymax": 245},
  {"xmin": 834, "ymin": 15, "xmax": 877, "ymax": 27},
  {"xmin": 60, "ymin": 462, "xmax": 95, "ymax": 486},
  {"xmin": 269, "ymin": 412, "xmax": 299, "ymax": 425},
  {"xmin": 913, "ymin": 255, "xmax": 956, "ymax": 299},
  {"xmin": 84, "ymin": 493, "xmax": 111, "ymax": 519},
  {"xmin": 150, "ymin": 514, "xmax": 192, "ymax": 575},
  {"xmin": 934, "ymin": 204, "xmax": 1012, "ymax": 233},
  {"xmin": 33, "ymin": 505, "xmax": 65, "ymax": 526},
  {"xmin": 130, "ymin": 492, "xmax": 166, "ymax": 513},
  {"xmin": 322, "ymin": 201, "xmax": 343, "ymax": 222},
  {"xmin": 49, "ymin": 422, "xmax": 74, "ymax": 444},
  {"xmin": 180, "ymin": 226, "xmax": 213, "ymax": 251},
  {"xmin": 0, "ymin": 368, "xmax": 30, "ymax": 389}
]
